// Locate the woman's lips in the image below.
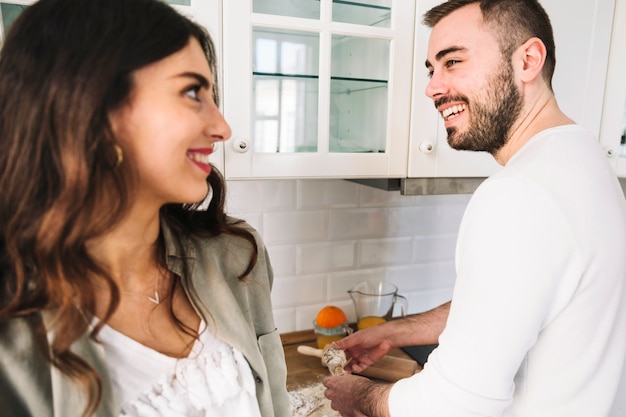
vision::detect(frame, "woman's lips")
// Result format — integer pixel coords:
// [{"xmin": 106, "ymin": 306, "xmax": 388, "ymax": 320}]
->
[{"xmin": 187, "ymin": 147, "xmax": 214, "ymax": 174}]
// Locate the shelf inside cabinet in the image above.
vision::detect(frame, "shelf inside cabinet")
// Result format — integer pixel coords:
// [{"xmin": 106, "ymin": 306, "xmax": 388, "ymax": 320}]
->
[
  {"xmin": 330, "ymin": 76, "xmax": 387, "ymax": 95},
  {"xmin": 333, "ymin": 0, "xmax": 391, "ymax": 27},
  {"xmin": 333, "ymin": 0, "xmax": 390, "ymax": 11},
  {"xmin": 252, "ymin": 0, "xmax": 391, "ymax": 27},
  {"xmin": 253, "ymin": 72, "xmax": 386, "ymax": 82},
  {"xmin": 253, "ymin": 72, "xmax": 319, "ymax": 79}
]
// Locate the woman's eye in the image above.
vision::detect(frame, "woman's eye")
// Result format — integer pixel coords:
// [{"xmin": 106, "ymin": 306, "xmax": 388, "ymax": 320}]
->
[{"xmin": 184, "ymin": 85, "xmax": 202, "ymax": 101}]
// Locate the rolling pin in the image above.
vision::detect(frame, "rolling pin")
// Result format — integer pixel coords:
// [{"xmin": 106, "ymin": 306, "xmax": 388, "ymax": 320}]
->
[{"xmin": 297, "ymin": 345, "xmax": 420, "ymax": 382}]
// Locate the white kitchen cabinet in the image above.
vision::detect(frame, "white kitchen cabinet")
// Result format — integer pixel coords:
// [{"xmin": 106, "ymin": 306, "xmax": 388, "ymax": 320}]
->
[
  {"xmin": 3, "ymin": 0, "xmax": 618, "ymax": 181},
  {"xmin": 221, "ymin": 0, "xmax": 417, "ymax": 179},
  {"xmin": 599, "ymin": 0, "xmax": 626, "ymax": 177},
  {"xmin": 408, "ymin": 0, "xmax": 617, "ymax": 178}
]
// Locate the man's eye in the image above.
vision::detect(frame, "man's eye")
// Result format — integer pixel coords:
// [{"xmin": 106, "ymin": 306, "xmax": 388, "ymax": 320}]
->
[{"xmin": 445, "ymin": 59, "xmax": 459, "ymax": 68}]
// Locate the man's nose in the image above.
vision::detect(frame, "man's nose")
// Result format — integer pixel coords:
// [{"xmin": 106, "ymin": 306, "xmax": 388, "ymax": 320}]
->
[{"xmin": 424, "ymin": 70, "xmax": 448, "ymax": 100}]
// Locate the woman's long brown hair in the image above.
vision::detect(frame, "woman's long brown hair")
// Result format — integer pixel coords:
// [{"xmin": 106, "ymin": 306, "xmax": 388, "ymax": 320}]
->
[{"xmin": 0, "ymin": 0, "xmax": 256, "ymax": 415}]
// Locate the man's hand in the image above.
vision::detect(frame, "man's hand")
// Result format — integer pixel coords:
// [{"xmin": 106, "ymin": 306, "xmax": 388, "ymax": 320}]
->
[
  {"xmin": 334, "ymin": 302, "xmax": 450, "ymax": 373},
  {"xmin": 323, "ymin": 374, "xmax": 392, "ymax": 417},
  {"xmin": 332, "ymin": 325, "xmax": 393, "ymax": 373}
]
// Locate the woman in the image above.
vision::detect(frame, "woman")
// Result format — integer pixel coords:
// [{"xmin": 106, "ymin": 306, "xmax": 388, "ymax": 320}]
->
[{"xmin": 0, "ymin": 0, "xmax": 290, "ymax": 416}]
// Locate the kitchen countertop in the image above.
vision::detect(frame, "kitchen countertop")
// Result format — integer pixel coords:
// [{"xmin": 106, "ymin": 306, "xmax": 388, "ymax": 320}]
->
[{"xmin": 281, "ymin": 329, "xmax": 420, "ymax": 390}]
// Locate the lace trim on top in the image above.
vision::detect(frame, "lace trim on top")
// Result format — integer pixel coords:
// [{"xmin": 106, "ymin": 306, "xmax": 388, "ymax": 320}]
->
[{"xmin": 97, "ymin": 321, "xmax": 262, "ymax": 417}]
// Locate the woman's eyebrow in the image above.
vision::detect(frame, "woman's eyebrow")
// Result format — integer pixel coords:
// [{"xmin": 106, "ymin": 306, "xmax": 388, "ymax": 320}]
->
[{"xmin": 174, "ymin": 71, "xmax": 210, "ymax": 89}]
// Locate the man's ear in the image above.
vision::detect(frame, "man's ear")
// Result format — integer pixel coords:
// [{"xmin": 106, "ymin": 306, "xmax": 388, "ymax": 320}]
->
[{"xmin": 517, "ymin": 37, "xmax": 547, "ymax": 83}]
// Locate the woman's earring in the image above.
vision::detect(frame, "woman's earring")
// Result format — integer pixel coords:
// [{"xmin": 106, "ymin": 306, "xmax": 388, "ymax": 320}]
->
[{"xmin": 114, "ymin": 144, "xmax": 123, "ymax": 167}]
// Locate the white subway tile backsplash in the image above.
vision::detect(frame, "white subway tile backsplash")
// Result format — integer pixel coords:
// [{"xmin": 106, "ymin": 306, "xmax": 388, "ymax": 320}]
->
[
  {"xmin": 413, "ymin": 235, "xmax": 457, "ymax": 263},
  {"xmin": 358, "ymin": 237, "xmax": 414, "ymax": 267},
  {"xmin": 224, "ymin": 179, "xmax": 470, "ymax": 333},
  {"xmin": 263, "ymin": 210, "xmax": 328, "ymax": 244},
  {"xmin": 266, "ymin": 245, "xmax": 297, "ymax": 277},
  {"xmin": 414, "ymin": 193, "xmax": 472, "ymax": 207},
  {"xmin": 299, "ymin": 180, "xmax": 360, "ymax": 209},
  {"xmin": 272, "ymin": 307, "xmax": 297, "ymax": 332},
  {"xmin": 270, "ymin": 274, "xmax": 327, "ymax": 308},
  {"xmin": 329, "ymin": 208, "xmax": 388, "ymax": 240},
  {"xmin": 226, "ymin": 179, "xmax": 297, "ymax": 212},
  {"xmin": 295, "ymin": 304, "xmax": 322, "ymax": 331},
  {"xmin": 387, "ymin": 206, "xmax": 441, "ymax": 236},
  {"xmin": 327, "ymin": 268, "xmax": 387, "ymax": 301},
  {"xmin": 439, "ymin": 203, "xmax": 469, "ymax": 233},
  {"xmin": 297, "ymin": 241, "xmax": 357, "ymax": 274},
  {"xmin": 385, "ymin": 262, "xmax": 456, "ymax": 292}
]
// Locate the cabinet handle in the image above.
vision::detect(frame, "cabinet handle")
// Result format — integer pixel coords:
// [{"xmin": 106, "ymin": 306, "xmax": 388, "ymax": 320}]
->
[
  {"xmin": 419, "ymin": 142, "xmax": 434, "ymax": 154},
  {"xmin": 233, "ymin": 138, "xmax": 250, "ymax": 153}
]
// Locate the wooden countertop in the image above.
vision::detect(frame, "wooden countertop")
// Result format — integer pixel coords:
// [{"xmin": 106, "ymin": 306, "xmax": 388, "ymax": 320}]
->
[{"xmin": 281, "ymin": 329, "xmax": 420, "ymax": 390}]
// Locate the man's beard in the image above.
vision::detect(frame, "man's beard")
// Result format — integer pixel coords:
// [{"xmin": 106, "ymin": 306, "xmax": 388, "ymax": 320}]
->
[{"xmin": 442, "ymin": 60, "xmax": 523, "ymax": 155}]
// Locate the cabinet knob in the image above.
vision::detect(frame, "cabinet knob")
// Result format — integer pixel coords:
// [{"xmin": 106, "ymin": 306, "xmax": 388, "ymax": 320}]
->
[
  {"xmin": 419, "ymin": 142, "xmax": 434, "ymax": 154},
  {"xmin": 233, "ymin": 138, "xmax": 250, "ymax": 153}
]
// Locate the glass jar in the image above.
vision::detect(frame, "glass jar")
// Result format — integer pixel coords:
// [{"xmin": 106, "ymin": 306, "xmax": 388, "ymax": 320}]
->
[{"xmin": 313, "ymin": 320, "xmax": 352, "ymax": 349}]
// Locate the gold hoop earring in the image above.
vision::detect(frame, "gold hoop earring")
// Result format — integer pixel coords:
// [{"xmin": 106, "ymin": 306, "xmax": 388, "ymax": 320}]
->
[{"xmin": 114, "ymin": 144, "xmax": 123, "ymax": 167}]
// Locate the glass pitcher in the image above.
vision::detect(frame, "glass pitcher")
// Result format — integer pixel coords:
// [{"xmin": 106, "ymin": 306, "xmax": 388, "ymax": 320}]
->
[{"xmin": 348, "ymin": 281, "xmax": 407, "ymax": 330}]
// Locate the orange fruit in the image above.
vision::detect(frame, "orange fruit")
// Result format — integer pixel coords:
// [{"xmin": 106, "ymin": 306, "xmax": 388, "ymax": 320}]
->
[{"xmin": 315, "ymin": 305, "xmax": 347, "ymax": 329}]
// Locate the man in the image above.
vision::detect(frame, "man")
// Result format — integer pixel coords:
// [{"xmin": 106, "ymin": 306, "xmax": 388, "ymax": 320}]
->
[{"xmin": 322, "ymin": 1, "xmax": 626, "ymax": 416}]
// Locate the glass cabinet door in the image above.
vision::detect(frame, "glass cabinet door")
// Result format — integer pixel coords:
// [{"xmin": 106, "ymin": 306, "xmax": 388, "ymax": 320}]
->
[
  {"xmin": 253, "ymin": 0, "xmax": 320, "ymax": 19},
  {"xmin": 223, "ymin": 0, "xmax": 415, "ymax": 178},
  {"xmin": 0, "ymin": 1, "xmax": 30, "ymax": 43},
  {"xmin": 252, "ymin": 28, "xmax": 320, "ymax": 153},
  {"xmin": 330, "ymin": 34, "xmax": 389, "ymax": 153},
  {"xmin": 251, "ymin": 0, "xmax": 391, "ymax": 156}
]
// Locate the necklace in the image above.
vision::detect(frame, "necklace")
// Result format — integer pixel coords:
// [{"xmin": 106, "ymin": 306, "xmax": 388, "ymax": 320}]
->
[
  {"xmin": 147, "ymin": 288, "xmax": 160, "ymax": 305},
  {"xmin": 147, "ymin": 268, "xmax": 163, "ymax": 304},
  {"xmin": 119, "ymin": 269, "xmax": 168, "ymax": 304}
]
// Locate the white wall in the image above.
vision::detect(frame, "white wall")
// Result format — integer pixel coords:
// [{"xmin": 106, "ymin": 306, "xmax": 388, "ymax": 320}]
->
[{"xmin": 225, "ymin": 178, "xmax": 470, "ymax": 334}]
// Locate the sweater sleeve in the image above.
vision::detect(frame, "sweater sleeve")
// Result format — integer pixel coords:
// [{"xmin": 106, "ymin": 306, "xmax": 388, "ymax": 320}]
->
[{"xmin": 389, "ymin": 175, "xmax": 581, "ymax": 416}]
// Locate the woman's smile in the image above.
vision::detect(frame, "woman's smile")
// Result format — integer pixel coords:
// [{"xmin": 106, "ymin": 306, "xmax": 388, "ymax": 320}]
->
[{"xmin": 187, "ymin": 147, "xmax": 215, "ymax": 174}]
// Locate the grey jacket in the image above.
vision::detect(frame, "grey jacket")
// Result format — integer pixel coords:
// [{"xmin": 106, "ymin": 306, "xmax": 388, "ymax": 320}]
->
[{"xmin": 0, "ymin": 218, "xmax": 290, "ymax": 417}]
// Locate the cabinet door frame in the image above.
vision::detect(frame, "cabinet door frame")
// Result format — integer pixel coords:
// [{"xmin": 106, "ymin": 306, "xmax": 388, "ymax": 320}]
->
[{"xmin": 599, "ymin": 0, "xmax": 626, "ymax": 177}]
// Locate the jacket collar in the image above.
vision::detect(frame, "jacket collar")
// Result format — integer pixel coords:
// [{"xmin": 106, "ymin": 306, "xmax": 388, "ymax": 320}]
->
[{"xmin": 159, "ymin": 217, "xmax": 268, "ymax": 380}]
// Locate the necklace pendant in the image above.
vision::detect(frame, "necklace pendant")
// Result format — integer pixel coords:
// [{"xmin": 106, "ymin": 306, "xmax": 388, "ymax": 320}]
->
[{"xmin": 148, "ymin": 291, "xmax": 160, "ymax": 305}]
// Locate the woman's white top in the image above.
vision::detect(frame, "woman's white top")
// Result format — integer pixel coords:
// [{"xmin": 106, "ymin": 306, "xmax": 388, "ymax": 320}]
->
[{"xmin": 97, "ymin": 320, "xmax": 262, "ymax": 417}]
